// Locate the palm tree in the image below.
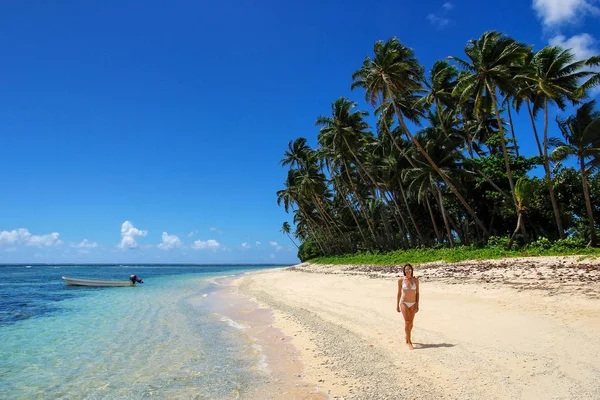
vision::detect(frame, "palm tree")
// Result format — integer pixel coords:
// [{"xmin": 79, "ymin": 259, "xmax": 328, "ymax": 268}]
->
[
  {"xmin": 418, "ymin": 60, "xmax": 459, "ymax": 137},
  {"xmin": 352, "ymin": 37, "xmax": 489, "ymax": 236},
  {"xmin": 553, "ymin": 101, "xmax": 600, "ymax": 247},
  {"xmin": 451, "ymin": 31, "xmax": 530, "ymax": 215},
  {"xmin": 317, "ymin": 97, "xmax": 424, "ymax": 243},
  {"xmin": 580, "ymin": 56, "xmax": 600, "ymax": 96},
  {"xmin": 281, "ymin": 138, "xmax": 312, "ymax": 170},
  {"xmin": 517, "ymin": 46, "xmax": 589, "ymax": 239},
  {"xmin": 315, "ymin": 108, "xmax": 378, "ymax": 241},
  {"xmin": 507, "ymin": 177, "xmax": 534, "ymax": 250},
  {"xmin": 280, "ymin": 222, "xmax": 299, "ymax": 248}
]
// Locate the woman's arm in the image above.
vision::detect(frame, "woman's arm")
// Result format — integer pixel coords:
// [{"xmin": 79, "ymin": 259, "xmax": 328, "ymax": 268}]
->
[
  {"xmin": 396, "ymin": 280, "xmax": 402, "ymax": 312},
  {"xmin": 415, "ymin": 278, "xmax": 420, "ymax": 313}
]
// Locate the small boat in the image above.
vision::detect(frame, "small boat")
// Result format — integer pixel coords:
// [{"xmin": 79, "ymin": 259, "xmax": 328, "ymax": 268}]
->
[{"xmin": 62, "ymin": 276, "xmax": 136, "ymax": 287}]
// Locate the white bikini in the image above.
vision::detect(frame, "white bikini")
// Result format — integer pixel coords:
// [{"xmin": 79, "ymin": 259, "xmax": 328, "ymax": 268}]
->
[{"xmin": 401, "ymin": 279, "xmax": 417, "ymax": 308}]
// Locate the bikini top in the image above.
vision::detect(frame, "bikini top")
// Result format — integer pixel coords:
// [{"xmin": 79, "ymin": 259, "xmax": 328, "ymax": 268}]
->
[{"xmin": 402, "ymin": 279, "xmax": 416, "ymax": 291}]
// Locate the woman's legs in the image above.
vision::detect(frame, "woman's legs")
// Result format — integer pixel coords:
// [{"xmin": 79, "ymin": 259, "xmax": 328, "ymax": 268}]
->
[
  {"xmin": 400, "ymin": 303, "xmax": 413, "ymax": 349},
  {"xmin": 401, "ymin": 304, "xmax": 417, "ymax": 350},
  {"xmin": 407, "ymin": 306, "xmax": 417, "ymax": 349}
]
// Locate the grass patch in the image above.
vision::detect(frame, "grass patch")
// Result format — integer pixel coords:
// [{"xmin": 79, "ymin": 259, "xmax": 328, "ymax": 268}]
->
[{"xmin": 311, "ymin": 239, "xmax": 600, "ymax": 265}]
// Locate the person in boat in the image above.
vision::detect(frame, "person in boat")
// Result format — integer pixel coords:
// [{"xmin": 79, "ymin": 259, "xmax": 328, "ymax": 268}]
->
[
  {"xmin": 130, "ymin": 274, "xmax": 144, "ymax": 284},
  {"xmin": 396, "ymin": 263, "xmax": 419, "ymax": 350}
]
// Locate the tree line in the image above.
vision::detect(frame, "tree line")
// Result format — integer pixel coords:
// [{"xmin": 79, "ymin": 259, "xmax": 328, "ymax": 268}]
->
[{"xmin": 277, "ymin": 31, "xmax": 600, "ymax": 260}]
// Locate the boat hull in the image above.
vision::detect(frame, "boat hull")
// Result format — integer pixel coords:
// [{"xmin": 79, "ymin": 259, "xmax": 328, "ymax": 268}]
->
[{"xmin": 62, "ymin": 276, "xmax": 135, "ymax": 287}]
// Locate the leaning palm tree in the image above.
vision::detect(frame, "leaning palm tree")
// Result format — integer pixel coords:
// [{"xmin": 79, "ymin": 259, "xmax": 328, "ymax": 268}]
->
[
  {"xmin": 507, "ymin": 177, "xmax": 534, "ymax": 250},
  {"xmin": 451, "ymin": 31, "xmax": 530, "ymax": 215},
  {"xmin": 316, "ymin": 97, "xmax": 424, "ymax": 243},
  {"xmin": 516, "ymin": 46, "xmax": 589, "ymax": 239},
  {"xmin": 553, "ymin": 101, "xmax": 600, "ymax": 247},
  {"xmin": 280, "ymin": 222, "xmax": 299, "ymax": 248},
  {"xmin": 352, "ymin": 37, "xmax": 489, "ymax": 236}
]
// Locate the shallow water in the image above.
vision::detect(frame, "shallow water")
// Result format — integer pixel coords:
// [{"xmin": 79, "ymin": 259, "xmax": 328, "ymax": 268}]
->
[{"xmin": 0, "ymin": 264, "xmax": 284, "ymax": 399}]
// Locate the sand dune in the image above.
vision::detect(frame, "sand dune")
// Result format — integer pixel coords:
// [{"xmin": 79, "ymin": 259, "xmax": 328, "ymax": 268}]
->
[{"xmin": 233, "ymin": 257, "xmax": 600, "ymax": 399}]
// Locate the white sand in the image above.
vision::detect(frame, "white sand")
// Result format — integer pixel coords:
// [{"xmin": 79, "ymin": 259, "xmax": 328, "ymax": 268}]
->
[{"xmin": 233, "ymin": 257, "xmax": 600, "ymax": 399}]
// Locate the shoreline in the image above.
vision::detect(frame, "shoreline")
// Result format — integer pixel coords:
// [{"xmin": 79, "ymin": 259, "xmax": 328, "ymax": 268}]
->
[{"xmin": 222, "ymin": 256, "xmax": 600, "ymax": 399}]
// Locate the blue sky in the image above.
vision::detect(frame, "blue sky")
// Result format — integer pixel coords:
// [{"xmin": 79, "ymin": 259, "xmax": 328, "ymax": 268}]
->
[{"xmin": 1, "ymin": 0, "xmax": 599, "ymax": 264}]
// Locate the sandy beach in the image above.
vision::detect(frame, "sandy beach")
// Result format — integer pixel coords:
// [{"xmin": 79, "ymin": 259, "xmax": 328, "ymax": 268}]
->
[{"xmin": 225, "ymin": 256, "xmax": 600, "ymax": 399}]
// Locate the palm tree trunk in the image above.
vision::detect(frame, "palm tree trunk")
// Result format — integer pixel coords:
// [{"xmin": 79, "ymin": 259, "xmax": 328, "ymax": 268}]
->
[
  {"xmin": 475, "ymin": 170, "xmax": 511, "ymax": 200},
  {"xmin": 425, "ymin": 190, "xmax": 442, "ymax": 243},
  {"xmin": 380, "ymin": 190, "xmax": 410, "ymax": 242},
  {"xmin": 486, "ymin": 82, "xmax": 519, "ymax": 213},
  {"xmin": 526, "ymin": 99, "xmax": 544, "ymax": 156},
  {"xmin": 303, "ymin": 220, "xmax": 328, "ymax": 255},
  {"xmin": 388, "ymin": 91, "xmax": 490, "ymax": 237},
  {"xmin": 580, "ymin": 157, "xmax": 598, "ymax": 247},
  {"xmin": 339, "ymin": 181, "xmax": 370, "ymax": 244},
  {"xmin": 312, "ymin": 194, "xmax": 345, "ymax": 237},
  {"xmin": 506, "ymin": 103, "xmax": 519, "ymax": 157},
  {"xmin": 343, "ymin": 140, "xmax": 411, "ymax": 243},
  {"xmin": 330, "ymin": 168, "xmax": 370, "ymax": 244},
  {"xmin": 388, "ymin": 191, "xmax": 412, "ymax": 247},
  {"xmin": 301, "ymin": 203, "xmax": 342, "ymax": 254},
  {"xmin": 507, "ymin": 211, "xmax": 524, "ymax": 250},
  {"xmin": 447, "ymin": 214, "xmax": 466, "ymax": 245},
  {"xmin": 543, "ymin": 98, "xmax": 565, "ymax": 239},
  {"xmin": 342, "ymin": 160, "xmax": 377, "ymax": 239},
  {"xmin": 379, "ymin": 207, "xmax": 395, "ymax": 248},
  {"xmin": 397, "ymin": 179, "xmax": 425, "ymax": 245},
  {"xmin": 434, "ymin": 184, "xmax": 454, "ymax": 247},
  {"xmin": 286, "ymin": 233, "xmax": 299, "ymax": 248}
]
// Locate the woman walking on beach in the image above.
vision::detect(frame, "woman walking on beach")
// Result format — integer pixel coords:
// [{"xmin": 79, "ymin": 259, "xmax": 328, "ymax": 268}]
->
[{"xmin": 396, "ymin": 264, "xmax": 419, "ymax": 350}]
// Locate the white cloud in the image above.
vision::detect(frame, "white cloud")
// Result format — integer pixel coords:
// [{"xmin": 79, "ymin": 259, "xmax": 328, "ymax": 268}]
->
[
  {"xmin": 256, "ymin": 241, "xmax": 261, "ymax": 246},
  {"xmin": 533, "ymin": 0, "xmax": 600, "ymax": 26},
  {"xmin": 187, "ymin": 230, "xmax": 198, "ymax": 237},
  {"xmin": 118, "ymin": 221, "xmax": 147, "ymax": 250},
  {"xmin": 241, "ymin": 242, "xmax": 250, "ymax": 249},
  {"xmin": 157, "ymin": 232, "xmax": 182, "ymax": 250},
  {"xmin": 192, "ymin": 239, "xmax": 221, "ymax": 250},
  {"xmin": 427, "ymin": 13, "xmax": 451, "ymax": 28},
  {"xmin": 550, "ymin": 33, "xmax": 600, "ymax": 95},
  {"xmin": 0, "ymin": 228, "xmax": 62, "ymax": 247},
  {"xmin": 70, "ymin": 239, "xmax": 98, "ymax": 249},
  {"xmin": 269, "ymin": 241, "xmax": 283, "ymax": 251},
  {"xmin": 427, "ymin": 2, "xmax": 454, "ymax": 29},
  {"xmin": 209, "ymin": 227, "xmax": 223, "ymax": 234},
  {"xmin": 0, "ymin": 229, "xmax": 20, "ymax": 244},
  {"xmin": 549, "ymin": 33, "xmax": 598, "ymax": 60}
]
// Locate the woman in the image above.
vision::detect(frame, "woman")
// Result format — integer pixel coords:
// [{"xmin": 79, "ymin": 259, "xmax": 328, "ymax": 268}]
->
[{"xmin": 396, "ymin": 263, "xmax": 419, "ymax": 350}]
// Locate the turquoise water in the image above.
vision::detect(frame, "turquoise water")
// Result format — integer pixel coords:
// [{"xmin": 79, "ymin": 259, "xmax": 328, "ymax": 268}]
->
[{"xmin": 0, "ymin": 264, "xmax": 283, "ymax": 399}]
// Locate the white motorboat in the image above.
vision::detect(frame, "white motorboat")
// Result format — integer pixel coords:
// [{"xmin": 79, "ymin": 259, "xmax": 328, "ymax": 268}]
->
[{"xmin": 62, "ymin": 276, "xmax": 136, "ymax": 287}]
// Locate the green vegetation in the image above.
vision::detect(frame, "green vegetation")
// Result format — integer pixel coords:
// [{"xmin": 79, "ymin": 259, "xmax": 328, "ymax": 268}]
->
[
  {"xmin": 313, "ymin": 237, "xmax": 600, "ymax": 265},
  {"xmin": 277, "ymin": 30, "xmax": 600, "ymax": 262}
]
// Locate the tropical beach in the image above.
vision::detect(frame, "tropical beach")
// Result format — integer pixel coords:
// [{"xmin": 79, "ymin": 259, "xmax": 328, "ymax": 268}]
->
[
  {"xmin": 2, "ymin": 1, "xmax": 600, "ymax": 399},
  {"xmin": 225, "ymin": 256, "xmax": 600, "ymax": 399}
]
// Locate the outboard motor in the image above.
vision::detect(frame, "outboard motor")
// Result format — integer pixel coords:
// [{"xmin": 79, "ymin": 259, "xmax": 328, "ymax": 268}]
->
[{"xmin": 130, "ymin": 274, "xmax": 144, "ymax": 284}]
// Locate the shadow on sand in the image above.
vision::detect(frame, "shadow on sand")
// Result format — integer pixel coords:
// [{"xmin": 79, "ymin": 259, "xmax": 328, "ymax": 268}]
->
[{"xmin": 412, "ymin": 342, "xmax": 455, "ymax": 349}]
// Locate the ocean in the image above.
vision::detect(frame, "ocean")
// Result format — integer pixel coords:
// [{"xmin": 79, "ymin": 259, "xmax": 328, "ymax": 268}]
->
[{"xmin": 0, "ymin": 264, "xmax": 285, "ymax": 399}]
